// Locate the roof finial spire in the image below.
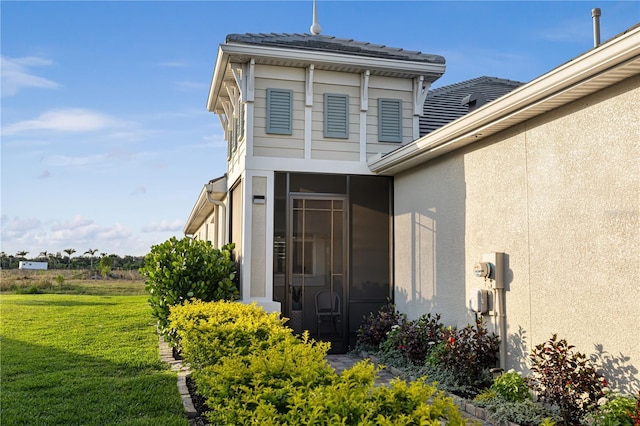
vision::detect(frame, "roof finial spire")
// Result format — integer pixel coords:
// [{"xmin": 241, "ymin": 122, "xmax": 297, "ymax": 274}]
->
[{"xmin": 310, "ymin": 0, "xmax": 322, "ymax": 35}]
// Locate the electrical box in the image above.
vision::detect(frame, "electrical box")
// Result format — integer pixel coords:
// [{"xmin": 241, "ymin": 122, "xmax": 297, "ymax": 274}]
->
[
  {"xmin": 482, "ymin": 252, "xmax": 504, "ymax": 289},
  {"xmin": 473, "ymin": 262, "xmax": 491, "ymax": 278},
  {"xmin": 468, "ymin": 287, "xmax": 489, "ymax": 313}
]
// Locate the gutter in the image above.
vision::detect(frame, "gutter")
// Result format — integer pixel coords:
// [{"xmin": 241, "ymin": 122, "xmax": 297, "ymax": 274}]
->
[
  {"xmin": 183, "ymin": 175, "xmax": 228, "ymax": 237},
  {"xmin": 369, "ymin": 24, "xmax": 640, "ymax": 175},
  {"xmin": 205, "ymin": 183, "xmax": 226, "ymax": 245}
]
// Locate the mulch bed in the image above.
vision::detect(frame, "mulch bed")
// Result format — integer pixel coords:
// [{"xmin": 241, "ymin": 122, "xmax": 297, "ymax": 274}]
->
[{"xmin": 186, "ymin": 375, "xmax": 210, "ymax": 426}]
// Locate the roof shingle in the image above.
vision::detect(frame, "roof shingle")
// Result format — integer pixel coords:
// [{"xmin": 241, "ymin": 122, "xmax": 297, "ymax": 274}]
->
[{"xmin": 420, "ymin": 76, "xmax": 524, "ymax": 136}]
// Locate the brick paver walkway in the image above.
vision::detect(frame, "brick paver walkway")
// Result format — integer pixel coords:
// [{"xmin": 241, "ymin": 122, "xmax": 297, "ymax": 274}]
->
[{"xmin": 326, "ymin": 353, "xmax": 396, "ymax": 386}]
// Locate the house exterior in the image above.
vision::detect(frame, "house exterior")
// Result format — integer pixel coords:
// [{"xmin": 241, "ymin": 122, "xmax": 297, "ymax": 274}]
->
[
  {"xmin": 185, "ymin": 23, "xmax": 639, "ymax": 389},
  {"xmin": 369, "ymin": 24, "xmax": 640, "ymax": 392},
  {"xmin": 184, "ymin": 31, "xmax": 446, "ymax": 351}
]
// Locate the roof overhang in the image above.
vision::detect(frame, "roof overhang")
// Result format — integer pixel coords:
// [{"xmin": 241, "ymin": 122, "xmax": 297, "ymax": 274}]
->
[
  {"xmin": 369, "ymin": 24, "xmax": 640, "ymax": 175},
  {"xmin": 183, "ymin": 175, "xmax": 227, "ymax": 235},
  {"xmin": 207, "ymin": 42, "xmax": 447, "ymax": 113}
]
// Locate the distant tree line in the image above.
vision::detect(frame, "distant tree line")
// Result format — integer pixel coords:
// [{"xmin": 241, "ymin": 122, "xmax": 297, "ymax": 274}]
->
[{"xmin": 0, "ymin": 249, "xmax": 145, "ymax": 271}]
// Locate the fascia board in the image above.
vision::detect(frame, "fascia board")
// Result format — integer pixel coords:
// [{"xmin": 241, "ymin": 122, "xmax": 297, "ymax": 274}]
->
[
  {"xmin": 222, "ymin": 43, "xmax": 445, "ymax": 77},
  {"xmin": 183, "ymin": 187, "xmax": 214, "ymax": 235},
  {"xmin": 207, "ymin": 42, "xmax": 446, "ymax": 113},
  {"xmin": 207, "ymin": 45, "xmax": 230, "ymax": 112},
  {"xmin": 369, "ymin": 25, "xmax": 640, "ymax": 175},
  {"xmin": 207, "ymin": 42, "xmax": 445, "ymax": 113}
]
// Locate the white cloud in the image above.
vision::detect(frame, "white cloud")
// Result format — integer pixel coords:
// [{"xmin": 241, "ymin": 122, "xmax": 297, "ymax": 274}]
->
[
  {"xmin": 1, "ymin": 56, "xmax": 61, "ymax": 97},
  {"xmin": 50, "ymin": 216, "xmax": 96, "ymax": 233},
  {"xmin": 20, "ymin": 216, "xmax": 132, "ymax": 249},
  {"xmin": 37, "ymin": 170, "xmax": 51, "ymax": 179},
  {"xmin": 0, "ymin": 215, "xmax": 43, "ymax": 241},
  {"xmin": 96, "ymin": 224, "xmax": 132, "ymax": 240},
  {"xmin": 141, "ymin": 219, "xmax": 183, "ymax": 233},
  {"xmin": 0, "ymin": 213, "xmax": 169, "ymax": 256},
  {"xmin": 2, "ymin": 108, "xmax": 118, "ymax": 135}
]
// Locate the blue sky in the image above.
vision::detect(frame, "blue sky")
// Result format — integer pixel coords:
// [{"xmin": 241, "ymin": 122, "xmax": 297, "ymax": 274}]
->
[{"xmin": 2, "ymin": 1, "xmax": 639, "ymax": 257}]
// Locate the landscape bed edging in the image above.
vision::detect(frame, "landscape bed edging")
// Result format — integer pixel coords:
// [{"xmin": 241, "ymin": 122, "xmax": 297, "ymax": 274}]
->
[{"xmin": 158, "ymin": 334, "xmax": 197, "ymax": 419}]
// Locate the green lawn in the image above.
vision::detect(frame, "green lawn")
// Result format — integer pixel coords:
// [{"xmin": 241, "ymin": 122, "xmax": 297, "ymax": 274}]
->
[{"xmin": 0, "ymin": 293, "xmax": 188, "ymax": 425}]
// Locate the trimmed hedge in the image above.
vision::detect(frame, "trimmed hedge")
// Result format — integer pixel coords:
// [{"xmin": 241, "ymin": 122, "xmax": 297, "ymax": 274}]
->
[
  {"xmin": 169, "ymin": 299, "xmax": 290, "ymax": 369},
  {"xmin": 170, "ymin": 300, "xmax": 471, "ymax": 425}
]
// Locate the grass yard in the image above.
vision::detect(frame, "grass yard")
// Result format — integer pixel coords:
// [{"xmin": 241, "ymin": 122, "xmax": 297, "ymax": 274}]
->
[{"xmin": 0, "ymin": 290, "xmax": 189, "ymax": 425}]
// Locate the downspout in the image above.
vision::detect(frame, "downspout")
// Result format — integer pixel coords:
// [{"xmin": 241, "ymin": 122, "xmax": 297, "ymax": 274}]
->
[
  {"xmin": 493, "ymin": 253, "xmax": 506, "ymax": 371},
  {"xmin": 205, "ymin": 184, "xmax": 226, "ymax": 246},
  {"xmin": 495, "ymin": 286, "xmax": 507, "ymax": 370}
]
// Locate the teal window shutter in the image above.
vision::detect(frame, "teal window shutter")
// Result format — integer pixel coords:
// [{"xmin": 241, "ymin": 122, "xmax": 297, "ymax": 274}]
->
[
  {"xmin": 378, "ymin": 98, "xmax": 402, "ymax": 143},
  {"xmin": 266, "ymin": 88, "xmax": 293, "ymax": 135},
  {"xmin": 324, "ymin": 93, "xmax": 349, "ymax": 138}
]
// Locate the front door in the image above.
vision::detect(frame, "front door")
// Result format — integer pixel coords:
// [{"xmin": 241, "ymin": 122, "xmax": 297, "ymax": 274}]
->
[{"xmin": 287, "ymin": 195, "xmax": 346, "ymax": 351}]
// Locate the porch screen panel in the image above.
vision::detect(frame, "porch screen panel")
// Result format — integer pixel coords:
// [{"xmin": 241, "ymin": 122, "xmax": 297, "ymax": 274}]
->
[
  {"xmin": 273, "ymin": 173, "xmax": 287, "ymax": 304},
  {"xmin": 289, "ymin": 173, "xmax": 346, "ymax": 194},
  {"xmin": 349, "ymin": 175, "xmax": 392, "ymax": 301}
]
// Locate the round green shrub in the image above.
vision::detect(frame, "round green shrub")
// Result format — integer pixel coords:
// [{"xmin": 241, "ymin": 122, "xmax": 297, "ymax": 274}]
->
[
  {"xmin": 491, "ymin": 370, "xmax": 531, "ymax": 403},
  {"xmin": 140, "ymin": 237, "xmax": 239, "ymax": 342}
]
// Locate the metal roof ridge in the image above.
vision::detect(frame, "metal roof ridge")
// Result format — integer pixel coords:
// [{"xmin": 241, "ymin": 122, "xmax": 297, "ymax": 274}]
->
[{"xmin": 224, "ymin": 32, "xmax": 444, "ymax": 63}]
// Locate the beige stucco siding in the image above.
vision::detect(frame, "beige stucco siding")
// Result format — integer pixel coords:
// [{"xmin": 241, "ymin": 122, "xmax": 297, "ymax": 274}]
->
[
  {"xmin": 253, "ymin": 65, "xmax": 305, "ymax": 158},
  {"xmin": 393, "ymin": 75, "xmax": 640, "ymax": 388},
  {"xmin": 394, "ymin": 152, "xmax": 467, "ymax": 326}
]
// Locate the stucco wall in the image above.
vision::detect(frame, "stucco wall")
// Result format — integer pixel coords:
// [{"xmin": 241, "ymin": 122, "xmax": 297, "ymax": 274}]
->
[{"xmin": 393, "ymin": 75, "xmax": 640, "ymax": 392}]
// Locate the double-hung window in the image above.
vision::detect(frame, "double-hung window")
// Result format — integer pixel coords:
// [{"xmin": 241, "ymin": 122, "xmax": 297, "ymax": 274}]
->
[
  {"xmin": 266, "ymin": 88, "xmax": 293, "ymax": 135},
  {"xmin": 324, "ymin": 93, "xmax": 349, "ymax": 139},
  {"xmin": 378, "ymin": 98, "xmax": 403, "ymax": 143}
]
